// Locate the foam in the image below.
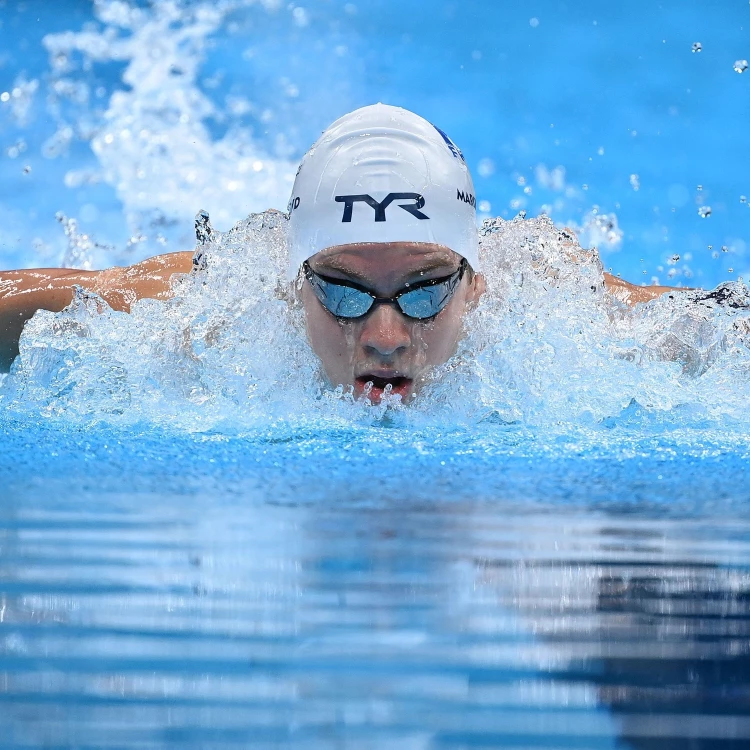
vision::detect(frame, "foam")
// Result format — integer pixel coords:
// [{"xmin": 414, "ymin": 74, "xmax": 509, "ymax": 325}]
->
[{"xmin": 3, "ymin": 210, "xmax": 750, "ymax": 439}]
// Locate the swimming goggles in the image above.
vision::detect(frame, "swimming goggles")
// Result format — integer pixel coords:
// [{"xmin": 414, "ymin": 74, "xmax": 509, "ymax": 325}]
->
[{"xmin": 303, "ymin": 258, "xmax": 467, "ymax": 321}]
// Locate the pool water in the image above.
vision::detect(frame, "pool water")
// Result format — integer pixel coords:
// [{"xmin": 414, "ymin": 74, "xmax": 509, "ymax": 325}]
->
[
  {"xmin": 2, "ymin": 420, "xmax": 750, "ymax": 748},
  {"xmin": 2, "ymin": 1, "xmax": 750, "ymax": 747}
]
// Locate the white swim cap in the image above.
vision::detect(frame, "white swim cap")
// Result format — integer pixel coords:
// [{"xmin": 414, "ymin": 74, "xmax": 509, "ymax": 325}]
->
[{"xmin": 286, "ymin": 103, "xmax": 478, "ymax": 280}]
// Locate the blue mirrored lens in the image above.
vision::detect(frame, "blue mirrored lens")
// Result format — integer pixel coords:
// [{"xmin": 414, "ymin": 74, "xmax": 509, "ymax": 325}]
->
[
  {"xmin": 398, "ymin": 281, "xmax": 453, "ymax": 319},
  {"xmin": 306, "ymin": 261, "xmax": 463, "ymax": 320},
  {"xmin": 315, "ymin": 279, "xmax": 374, "ymax": 318}
]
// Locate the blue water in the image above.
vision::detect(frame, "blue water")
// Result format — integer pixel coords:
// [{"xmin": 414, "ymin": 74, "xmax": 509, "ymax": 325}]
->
[{"xmin": 2, "ymin": 1, "xmax": 750, "ymax": 747}]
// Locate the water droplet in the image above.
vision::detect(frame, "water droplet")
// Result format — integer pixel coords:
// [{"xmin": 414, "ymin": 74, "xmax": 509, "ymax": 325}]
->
[
  {"xmin": 712, "ymin": 251, "xmax": 719, "ymax": 259},
  {"xmin": 668, "ymin": 254, "xmax": 680, "ymax": 264},
  {"xmin": 629, "ymin": 174, "xmax": 640, "ymax": 191},
  {"xmin": 734, "ymin": 59, "xmax": 748, "ymax": 73},
  {"xmin": 729, "ymin": 268, "xmax": 734, "ymax": 273},
  {"xmin": 516, "ymin": 210, "xmax": 527, "ymax": 219},
  {"xmin": 292, "ymin": 6, "xmax": 309, "ymax": 27},
  {"xmin": 22, "ymin": 165, "xmax": 30, "ymax": 175},
  {"xmin": 696, "ymin": 184, "xmax": 703, "ymax": 191},
  {"xmin": 698, "ymin": 206, "xmax": 712, "ymax": 218},
  {"xmin": 708, "ymin": 245, "xmax": 713, "ymax": 250},
  {"xmin": 477, "ymin": 158, "xmax": 495, "ymax": 177},
  {"xmin": 193, "ymin": 210, "xmax": 215, "ymax": 271},
  {"xmin": 692, "ymin": 42, "xmax": 702, "ymax": 53},
  {"xmin": 0, "ymin": 91, "xmax": 9, "ymax": 103},
  {"xmin": 529, "ymin": 17, "xmax": 539, "ymax": 28},
  {"xmin": 722, "ymin": 245, "xmax": 729, "ymax": 252},
  {"xmin": 741, "ymin": 196, "xmax": 747, "ymax": 203}
]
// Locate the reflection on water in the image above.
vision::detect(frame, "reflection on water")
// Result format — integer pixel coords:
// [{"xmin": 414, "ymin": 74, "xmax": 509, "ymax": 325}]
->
[{"xmin": 2, "ymin": 479, "xmax": 748, "ymax": 748}]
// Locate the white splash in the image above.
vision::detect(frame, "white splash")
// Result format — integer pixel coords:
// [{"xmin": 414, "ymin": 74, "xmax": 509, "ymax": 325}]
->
[
  {"xmin": 4, "ymin": 211, "xmax": 750, "ymax": 434},
  {"xmin": 41, "ymin": 0, "xmax": 297, "ymax": 256}
]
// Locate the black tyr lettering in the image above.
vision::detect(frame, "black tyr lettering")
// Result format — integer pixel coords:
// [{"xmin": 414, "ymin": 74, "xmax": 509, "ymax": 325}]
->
[{"xmin": 335, "ymin": 193, "xmax": 429, "ymax": 222}]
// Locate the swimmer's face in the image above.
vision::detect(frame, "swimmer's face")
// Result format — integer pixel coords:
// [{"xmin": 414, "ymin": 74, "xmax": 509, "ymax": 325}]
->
[{"xmin": 300, "ymin": 242, "xmax": 485, "ymax": 403}]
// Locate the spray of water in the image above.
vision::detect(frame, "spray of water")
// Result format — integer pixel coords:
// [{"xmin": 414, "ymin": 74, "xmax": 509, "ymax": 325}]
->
[
  {"xmin": 3, "ymin": 208, "xmax": 750, "ymax": 437},
  {"xmin": 40, "ymin": 0, "xmax": 297, "ymax": 261}
]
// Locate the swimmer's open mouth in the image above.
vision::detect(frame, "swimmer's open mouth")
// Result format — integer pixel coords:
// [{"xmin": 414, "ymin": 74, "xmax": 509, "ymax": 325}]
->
[{"xmin": 354, "ymin": 374, "xmax": 413, "ymax": 401}]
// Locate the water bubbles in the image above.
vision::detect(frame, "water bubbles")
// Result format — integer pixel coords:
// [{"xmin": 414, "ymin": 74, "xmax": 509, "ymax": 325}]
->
[
  {"xmin": 734, "ymin": 59, "xmax": 748, "ymax": 74},
  {"xmin": 291, "ymin": 6, "xmax": 309, "ymax": 27},
  {"xmin": 529, "ymin": 17, "xmax": 540, "ymax": 28},
  {"xmin": 194, "ymin": 209, "xmax": 216, "ymax": 248},
  {"xmin": 55, "ymin": 212, "xmax": 102, "ymax": 270},
  {"xmin": 722, "ymin": 245, "xmax": 729, "ymax": 252},
  {"xmin": 741, "ymin": 196, "xmax": 747, "ymax": 204},
  {"xmin": 629, "ymin": 173, "xmax": 640, "ymax": 191},
  {"xmin": 516, "ymin": 209, "xmax": 527, "ymax": 219},
  {"xmin": 712, "ymin": 251, "xmax": 720, "ymax": 259},
  {"xmin": 668, "ymin": 254, "xmax": 680, "ymax": 265},
  {"xmin": 22, "ymin": 165, "xmax": 31, "ymax": 175},
  {"xmin": 696, "ymin": 185, "xmax": 703, "ymax": 191},
  {"xmin": 477, "ymin": 158, "xmax": 495, "ymax": 177},
  {"xmin": 729, "ymin": 268, "xmax": 734, "ymax": 273},
  {"xmin": 42, "ymin": 125, "xmax": 73, "ymax": 158},
  {"xmin": 478, "ymin": 200, "xmax": 491, "ymax": 213},
  {"xmin": 573, "ymin": 209, "xmax": 623, "ymax": 250},
  {"xmin": 698, "ymin": 206, "xmax": 712, "ymax": 218},
  {"xmin": 535, "ymin": 164, "xmax": 566, "ymax": 191},
  {"xmin": 0, "ymin": 91, "xmax": 9, "ymax": 102},
  {"xmin": 691, "ymin": 42, "xmax": 702, "ymax": 53}
]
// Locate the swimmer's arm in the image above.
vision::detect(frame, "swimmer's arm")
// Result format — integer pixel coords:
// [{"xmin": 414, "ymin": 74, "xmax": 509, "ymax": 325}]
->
[
  {"xmin": 0, "ymin": 251, "xmax": 193, "ymax": 371},
  {"xmin": 602, "ymin": 273, "xmax": 691, "ymax": 305},
  {"xmin": 557, "ymin": 228, "xmax": 693, "ymax": 305}
]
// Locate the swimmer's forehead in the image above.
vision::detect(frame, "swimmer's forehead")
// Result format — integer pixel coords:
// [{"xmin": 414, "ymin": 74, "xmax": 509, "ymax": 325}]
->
[{"xmin": 310, "ymin": 242, "xmax": 461, "ymax": 284}]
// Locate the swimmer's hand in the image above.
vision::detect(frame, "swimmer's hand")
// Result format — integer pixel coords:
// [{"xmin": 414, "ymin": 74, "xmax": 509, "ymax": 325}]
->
[{"xmin": 0, "ymin": 251, "xmax": 193, "ymax": 371}]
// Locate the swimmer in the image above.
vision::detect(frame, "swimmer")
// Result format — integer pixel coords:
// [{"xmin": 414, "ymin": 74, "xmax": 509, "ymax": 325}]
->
[{"xmin": 0, "ymin": 104, "xmax": 684, "ymax": 401}]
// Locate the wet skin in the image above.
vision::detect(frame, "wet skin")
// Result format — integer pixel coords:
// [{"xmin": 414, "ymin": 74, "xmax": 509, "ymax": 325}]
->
[{"xmin": 300, "ymin": 242, "xmax": 486, "ymax": 404}]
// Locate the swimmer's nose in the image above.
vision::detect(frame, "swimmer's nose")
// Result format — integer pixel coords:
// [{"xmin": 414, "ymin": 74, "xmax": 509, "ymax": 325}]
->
[{"xmin": 359, "ymin": 302, "xmax": 412, "ymax": 357}]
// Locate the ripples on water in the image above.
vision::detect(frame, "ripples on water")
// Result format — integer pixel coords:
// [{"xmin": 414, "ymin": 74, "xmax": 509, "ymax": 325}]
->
[{"xmin": 1, "ymin": 424, "xmax": 750, "ymax": 748}]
